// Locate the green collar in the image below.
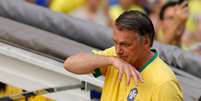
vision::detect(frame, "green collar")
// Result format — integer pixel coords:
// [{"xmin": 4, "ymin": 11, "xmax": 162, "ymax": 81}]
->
[{"xmin": 138, "ymin": 49, "xmax": 159, "ymax": 72}]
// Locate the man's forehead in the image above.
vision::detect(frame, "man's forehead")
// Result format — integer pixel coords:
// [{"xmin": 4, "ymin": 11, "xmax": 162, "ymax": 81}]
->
[{"xmin": 113, "ymin": 30, "xmax": 139, "ymax": 41}]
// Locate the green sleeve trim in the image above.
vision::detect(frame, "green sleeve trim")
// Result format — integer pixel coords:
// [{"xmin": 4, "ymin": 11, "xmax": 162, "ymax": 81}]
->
[
  {"xmin": 93, "ymin": 68, "xmax": 102, "ymax": 78},
  {"xmin": 138, "ymin": 49, "xmax": 159, "ymax": 72},
  {"xmin": 91, "ymin": 50, "xmax": 102, "ymax": 78}
]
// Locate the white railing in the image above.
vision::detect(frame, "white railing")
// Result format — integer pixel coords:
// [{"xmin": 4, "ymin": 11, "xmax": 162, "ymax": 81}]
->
[{"xmin": 0, "ymin": 42, "xmax": 103, "ymax": 101}]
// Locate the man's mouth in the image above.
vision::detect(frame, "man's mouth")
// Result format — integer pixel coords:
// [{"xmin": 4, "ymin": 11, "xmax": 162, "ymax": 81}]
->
[{"xmin": 119, "ymin": 56, "xmax": 127, "ymax": 60}]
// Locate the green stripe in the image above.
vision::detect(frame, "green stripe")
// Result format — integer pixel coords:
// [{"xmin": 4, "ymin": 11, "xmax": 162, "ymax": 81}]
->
[
  {"xmin": 93, "ymin": 68, "xmax": 102, "ymax": 78},
  {"xmin": 138, "ymin": 49, "xmax": 159, "ymax": 72}
]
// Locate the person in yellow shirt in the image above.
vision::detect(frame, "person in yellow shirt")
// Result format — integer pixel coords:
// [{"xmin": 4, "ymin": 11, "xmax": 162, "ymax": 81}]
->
[
  {"xmin": 64, "ymin": 10, "xmax": 183, "ymax": 101},
  {"xmin": 186, "ymin": 0, "xmax": 201, "ymax": 32},
  {"xmin": 158, "ymin": 1, "xmax": 188, "ymax": 47},
  {"xmin": 182, "ymin": 0, "xmax": 201, "ymax": 50},
  {"xmin": 0, "ymin": 82, "xmax": 54, "ymax": 101},
  {"xmin": 50, "ymin": 0, "xmax": 85, "ymax": 13},
  {"xmin": 109, "ymin": 0, "xmax": 145, "ymax": 21}
]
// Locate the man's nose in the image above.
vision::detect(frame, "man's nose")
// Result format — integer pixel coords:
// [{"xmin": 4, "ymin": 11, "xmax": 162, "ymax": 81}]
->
[{"xmin": 116, "ymin": 46, "xmax": 123, "ymax": 55}]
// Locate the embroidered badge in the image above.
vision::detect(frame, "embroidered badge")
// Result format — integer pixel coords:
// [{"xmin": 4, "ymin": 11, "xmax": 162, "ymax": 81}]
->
[{"xmin": 127, "ymin": 88, "xmax": 138, "ymax": 101}]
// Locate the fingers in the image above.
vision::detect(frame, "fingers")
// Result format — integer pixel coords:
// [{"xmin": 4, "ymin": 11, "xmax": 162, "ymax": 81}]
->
[
  {"xmin": 180, "ymin": 1, "xmax": 188, "ymax": 8},
  {"xmin": 125, "ymin": 67, "xmax": 134, "ymax": 85},
  {"xmin": 118, "ymin": 67, "xmax": 132, "ymax": 85},
  {"xmin": 126, "ymin": 71, "xmax": 131, "ymax": 85},
  {"xmin": 114, "ymin": 58, "xmax": 144, "ymax": 87},
  {"xmin": 131, "ymin": 68, "xmax": 144, "ymax": 87},
  {"xmin": 118, "ymin": 66, "xmax": 144, "ymax": 86},
  {"xmin": 131, "ymin": 69, "xmax": 138, "ymax": 87},
  {"xmin": 134, "ymin": 69, "xmax": 144, "ymax": 83},
  {"xmin": 118, "ymin": 70, "xmax": 123, "ymax": 81},
  {"xmin": 175, "ymin": 4, "xmax": 189, "ymax": 22},
  {"xmin": 183, "ymin": 6, "xmax": 189, "ymax": 15},
  {"xmin": 127, "ymin": 66, "xmax": 144, "ymax": 86}
]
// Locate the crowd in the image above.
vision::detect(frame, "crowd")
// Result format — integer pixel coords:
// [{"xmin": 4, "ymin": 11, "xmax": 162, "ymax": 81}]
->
[
  {"xmin": 24, "ymin": 0, "xmax": 201, "ymax": 53},
  {"xmin": 1, "ymin": 0, "xmax": 201, "ymax": 101}
]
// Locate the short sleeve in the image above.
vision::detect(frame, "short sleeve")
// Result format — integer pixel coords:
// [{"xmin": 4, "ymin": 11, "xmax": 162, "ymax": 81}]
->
[{"xmin": 91, "ymin": 47, "xmax": 116, "ymax": 77}]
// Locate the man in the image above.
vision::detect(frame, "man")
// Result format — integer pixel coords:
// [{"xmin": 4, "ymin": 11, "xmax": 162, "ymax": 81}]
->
[
  {"xmin": 64, "ymin": 10, "xmax": 183, "ymax": 101},
  {"xmin": 158, "ymin": 1, "xmax": 188, "ymax": 47}
]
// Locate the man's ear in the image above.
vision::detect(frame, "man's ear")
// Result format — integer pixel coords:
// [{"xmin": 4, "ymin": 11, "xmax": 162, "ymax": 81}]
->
[{"xmin": 143, "ymin": 36, "xmax": 151, "ymax": 48}]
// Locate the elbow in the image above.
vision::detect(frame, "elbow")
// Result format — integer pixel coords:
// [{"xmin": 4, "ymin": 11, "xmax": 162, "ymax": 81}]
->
[
  {"xmin": 64, "ymin": 53, "xmax": 93, "ymax": 74},
  {"xmin": 63, "ymin": 57, "xmax": 83, "ymax": 74},
  {"xmin": 64, "ymin": 57, "xmax": 74, "ymax": 72}
]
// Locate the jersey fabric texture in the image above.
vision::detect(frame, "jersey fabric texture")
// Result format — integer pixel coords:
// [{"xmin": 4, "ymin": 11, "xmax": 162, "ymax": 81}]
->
[{"xmin": 92, "ymin": 47, "xmax": 183, "ymax": 101}]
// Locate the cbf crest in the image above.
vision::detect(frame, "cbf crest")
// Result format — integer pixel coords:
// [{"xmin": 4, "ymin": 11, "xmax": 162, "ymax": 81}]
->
[{"xmin": 127, "ymin": 88, "xmax": 138, "ymax": 101}]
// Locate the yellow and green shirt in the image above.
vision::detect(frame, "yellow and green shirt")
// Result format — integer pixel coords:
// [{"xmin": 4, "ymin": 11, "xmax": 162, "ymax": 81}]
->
[{"xmin": 93, "ymin": 47, "xmax": 183, "ymax": 101}]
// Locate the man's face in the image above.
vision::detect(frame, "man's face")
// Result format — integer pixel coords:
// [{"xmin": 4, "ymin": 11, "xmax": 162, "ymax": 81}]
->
[
  {"xmin": 161, "ymin": 6, "xmax": 176, "ymax": 33},
  {"xmin": 113, "ymin": 26, "xmax": 147, "ymax": 65}
]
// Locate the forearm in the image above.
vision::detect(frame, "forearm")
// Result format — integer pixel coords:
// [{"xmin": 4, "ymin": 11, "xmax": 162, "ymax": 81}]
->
[{"xmin": 64, "ymin": 53, "xmax": 114, "ymax": 74}]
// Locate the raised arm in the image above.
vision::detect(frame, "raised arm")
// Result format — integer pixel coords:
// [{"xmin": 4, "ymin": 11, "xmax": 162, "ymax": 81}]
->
[
  {"xmin": 64, "ymin": 53, "xmax": 113, "ymax": 74},
  {"xmin": 64, "ymin": 52, "xmax": 143, "ymax": 85}
]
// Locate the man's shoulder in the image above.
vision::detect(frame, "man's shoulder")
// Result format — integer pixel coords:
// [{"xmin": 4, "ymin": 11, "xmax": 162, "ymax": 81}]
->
[{"xmin": 150, "ymin": 57, "xmax": 178, "ymax": 84}]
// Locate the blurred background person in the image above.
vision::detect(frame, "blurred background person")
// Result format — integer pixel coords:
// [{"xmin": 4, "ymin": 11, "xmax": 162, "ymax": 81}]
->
[
  {"xmin": 25, "ymin": 0, "xmax": 52, "ymax": 7},
  {"xmin": 108, "ymin": 0, "xmax": 145, "ymax": 22},
  {"xmin": 35, "ymin": 0, "xmax": 52, "ymax": 7},
  {"xmin": 181, "ymin": 0, "xmax": 201, "ymax": 50},
  {"xmin": 157, "ymin": 1, "xmax": 188, "ymax": 47},
  {"xmin": 185, "ymin": 0, "xmax": 201, "ymax": 33},
  {"xmin": 108, "ymin": 0, "xmax": 118, "ymax": 6},
  {"xmin": 182, "ymin": 14, "xmax": 201, "ymax": 50},
  {"xmin": 146, "ymin": 0, "xmax": 165, "ymax": 34},
  {"xmin": 190, "ymin": 43, "xmax": 201, "ymax": 56},
  {"xmin": 50, "ymin": 0, "xmax": 85, "ymax": 14},
  {"xmin": 70, "ymin": 0, "xmax": 108, "ymax": 26}
]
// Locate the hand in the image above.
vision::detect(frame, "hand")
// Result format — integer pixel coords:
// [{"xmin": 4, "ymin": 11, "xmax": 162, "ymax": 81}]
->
[
  {"xmin": 111, "ymin": 57, "xmax": 144, "ymax": 86},
  {"xmin": 172, "ymin": 2, "xmax": 188, "ymax": 38},
  {"xmin": 175, "ymin": 1, "xmax": 189, "ymax": 24}
]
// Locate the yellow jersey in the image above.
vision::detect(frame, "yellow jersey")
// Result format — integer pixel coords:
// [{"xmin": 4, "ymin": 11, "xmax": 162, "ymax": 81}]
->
[{"xmin": 93, "ymin": 47, "xmax": 183, "ymax": 101}]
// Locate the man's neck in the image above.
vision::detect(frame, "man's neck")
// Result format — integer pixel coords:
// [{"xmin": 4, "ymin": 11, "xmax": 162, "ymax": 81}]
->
[{"xmin": 134, "ymin": 50, "xmax": 154, "ymax": 70}]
